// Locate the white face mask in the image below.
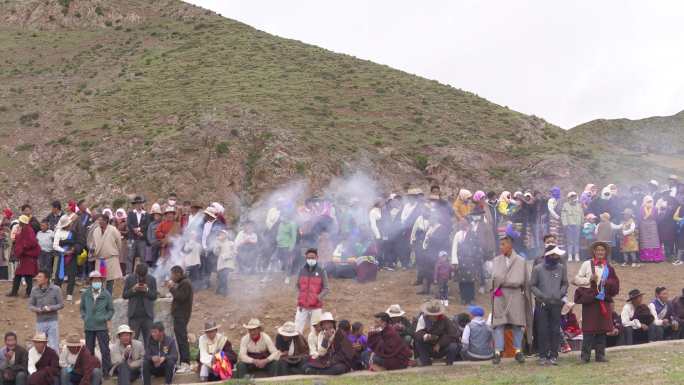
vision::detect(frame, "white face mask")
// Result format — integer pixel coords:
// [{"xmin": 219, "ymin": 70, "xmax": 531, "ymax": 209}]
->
[{"xmin": 306, "ymin": 259, "xmax": 317, "ymax": 267}]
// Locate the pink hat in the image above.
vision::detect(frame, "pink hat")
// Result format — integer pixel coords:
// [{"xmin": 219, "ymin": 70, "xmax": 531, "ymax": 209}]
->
[{"xmin": 473, "ymin": 190, "xmax": 486, "ymax": 202}]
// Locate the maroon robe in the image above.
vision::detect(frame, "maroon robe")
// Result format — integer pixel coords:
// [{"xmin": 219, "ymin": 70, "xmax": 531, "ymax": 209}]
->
[
  {"xmin": 13, "ymin": 225, "xmax": 40, "ymax": 276},
  {"xmin": 573, "ymin": 262, "xmax": 620, "ymax": 334},
  {"xmin": 28, "ymin": 347, "xmax": 59, "ymax": 385},
  {"xmin": 367, "ymin": 325, "xmax": 411, "ymax": 370}
]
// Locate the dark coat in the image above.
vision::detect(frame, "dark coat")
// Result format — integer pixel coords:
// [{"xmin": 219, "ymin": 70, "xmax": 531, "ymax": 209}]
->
[
  {"xmin": 73, "ymin": 347, "xmax": 101, "ymax": 385},
  {"xmin": 126, "ymin": 211, "xmax": 149, "ymax": 241},
  {"xmin": 275, "ymin": 334, "xmax": 309, "ymax": 364},
  {"xmin": 414, "ymin": 316, "xmax": 460, "ymax": 349},
  {"xmin": 122, "ymin": 273, "xmax": 158, "ymax": 319},
  {"xmin": 573, "ymin": 263, "xmax": 620, "ymax": 334},
  {"xmin": 28, "ymin": 347, "xmax": 59, "ymax": 385},
  {"xmin": 14, "ymin": 226, "xmax": 40, "ymax": 276},
  {"xmin": 169, "ymin": 276, "xmax": 193, "ymax": 320},
  {"xmin": 0, "ymin": 344, "xmax": 29, "ymax": 378},
  {"xmin": 367, "ymin": 325, "xmax": 411, "ymax": 370},
  {"xmin": 656, "ymin": 198, "xmax": 677, "ymax": 242},
  {"xmin": 307, "ymin": 330, "xmax": 355, "ymax": 372}
]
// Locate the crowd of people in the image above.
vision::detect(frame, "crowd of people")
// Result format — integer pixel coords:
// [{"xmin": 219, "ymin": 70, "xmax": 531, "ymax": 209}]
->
[{"xmin": 0, "ymin": 175, "xmax": 684, "ymax": 382}]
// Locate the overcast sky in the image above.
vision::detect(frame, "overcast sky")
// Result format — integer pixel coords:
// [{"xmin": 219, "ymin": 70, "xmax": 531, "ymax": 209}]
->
[{"xmin": 188, "ymin": 0, "xmax": 684, "ymax": 128}]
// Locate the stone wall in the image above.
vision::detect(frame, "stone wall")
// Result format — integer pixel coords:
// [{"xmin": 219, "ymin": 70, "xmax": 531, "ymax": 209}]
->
[{"xmin": 112, "ymin": 297, "xmax": 174, "ymax": 339}]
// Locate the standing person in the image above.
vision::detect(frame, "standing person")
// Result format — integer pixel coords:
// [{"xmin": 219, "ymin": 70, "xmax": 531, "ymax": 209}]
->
[
  {"xmin": 197, "ymin": 322, "xmax": 237, "ymax": 381},
  {"xmin": 561, "ymin": 192, "xmax": 583, "ymax": 262},
  {"xmin": 398, "ymin": 189, "xmax": 423, "ymax": 270},
  {"xmin": 491, "ymin": 236, "xmax": 531, "ymax": 365},
  {"xmin": 214, "ymin": 230, "xmax": 236, "ymax": 296},
  {"xmin": 36, "ymin": 221, "xmax": 54, "ymax": 277},
  {"xmin": 126, "ymin": 196, "xmax": 148, "ymax": 275},
  {"xmin": 235, "ymin": 319, "xmax": 280, "ymax": 378},
  {"xmin": 110, "ymin": 325, "xmax": 144, "ymax": 385},
  {"xmin": 453, "ymin": 208, "xmax": 492, "ymax": 305},
  {"xmin": 573, "ymin": 241, "xmax": 620, "ymax": 363},
  {"xmin": 53, "ymin": 213, "xmax": 84, "ymax": 302},
  {"xmin": 145, "ymin": 204, "xmax": 162, "ymax": 268},
  {"xmin": 656, "ymin": 196, "xmax": 678, "ymax": 262},
  {"xmin": 530, "ymin": 245, "xmax": 568, "ymax": 366},
  {"xmin": 91, "ymin": 214, "xmax": 123, "ymax": 294},
  {"xmin": 155, "ymin": 207, "xmax": 179, "ymax": 264},
  {"xmin": 200, "ymin": 207, "xmax": 222, "ymax": 289},
  {"xmin": 44, "ymin": 201, "xmax": 63, "ymax": 231},
  {"xmin": 122, "ymin": 263, "xmax": 157, "ymax": 347},
  {"xmin": 19, "ymin": 205, "xmax": 41, "ymax": 234},
  {"xmin": 453, "ymin": 189, "xmax": 473, "ymax": 225},
  {"xmin": 434, "ymin": 251, "xmax": 453, "ymax": 306},
  {"xmin": 165, "ymin": 265, "xmax": 193, "ymax": 374},
  {"xmin": 28, "ymin": 270, "xmax": 64, "ymax": 351},
  {"xmin": 275, "ymin": 212, "xmax": 298, "ymax": 284},
  {"xmin": 366, "ymin": 312, "xmax": 411, "ymax": 371},
  {"xmin": 547, "ymin": 187, "xmax": 563, "ymax": 248},
  {"xmin": 26, "ymin": 333, "xmax": 59, "ymax": 385},
  {"xmin": 0, "ymin": 332, "xmax": 28, "ymax": 385},
  {"xmin": 234, "ymin": 222, "xmax": 258, "ymax": 275},
  {"xmin": 639, "ymin": 196, "xmax": 665, "ymax": 262},
  {"xmin": 620, "ymin": 208, "xmax": 640, "ymax": 267},
  {"xmin": 294, "ymin": 249, "xmax": 330, "ymax": 334},
  {"xmin": 80, "ymin": 271, "xmax": 114, "ymax": 375},
  {"xmin": 142, "ymin": 323, "xmax": 177, "ymax": 385},
  {"xmin": 58, "ymin": 334, "xmax": 102, "ymax": 385},
  {"xmin": 8, "ymin": 216, "xmax": 40, "ymax": 297}
]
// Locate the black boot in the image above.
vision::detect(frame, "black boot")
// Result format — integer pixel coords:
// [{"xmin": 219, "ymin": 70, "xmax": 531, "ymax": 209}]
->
[
  {"xmin": 580, "ymin": 336, "xmax": 592, "ymax": 363},
  {"xmin": 595, "ymin": 337, "xmax": 608, "ymax": 362}
]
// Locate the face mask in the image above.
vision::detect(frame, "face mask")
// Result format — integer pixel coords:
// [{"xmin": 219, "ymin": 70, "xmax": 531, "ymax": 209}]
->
[
  {"xmin": 306, "ymin": 259, "xmax": 317, "ymax": 267},
  {"xmin": 544, "ymin": 256, "xmax": 560, "ymax": 267},
  {"xmin": 92, "ymin": 282, "xmax": 102, "ymax": 290},
  {"xmin": 470, "ymin": 215, "xmax": 482, "ymax": 222}
]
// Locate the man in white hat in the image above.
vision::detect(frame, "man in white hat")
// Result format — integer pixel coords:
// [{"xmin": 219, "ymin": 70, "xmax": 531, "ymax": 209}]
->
[
  {"xmin": 110, "ymin": 325, "xmax": 145, "ymax": 385},
  {"xmin": 59, "ymin": 334, "xmax": 102, "ymax": 385},
  {"xmin": 200, "ymin": 207, "xmax": 222, "ymax": 290},
  {"xmin": 274, "ymin": 321, "xmax": 309, "ymax": 376},
  {"xmin": 80, "ymin": 270, "xmax": 113, "ymax": 375},
  {"xmin": 386, "ymin": 305, "xmax": 414, "ymax": 347},
  {"xmin": 236, "ymin": 319, "xmax": 279, "ymax": 378},
  {"xmin": 26, "ymin": 333, "xmax": 59, "ymax": 385},
  {"xmin": 414, "ymin": 300, "xmax": 460, "ymax": 366},
  {"xmin": 198, "ymin": 321, "xmax": 237, "ymax": 381}
]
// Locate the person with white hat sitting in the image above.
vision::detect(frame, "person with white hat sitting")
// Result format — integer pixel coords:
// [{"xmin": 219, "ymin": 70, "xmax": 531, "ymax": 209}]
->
[
  {"xmin": 301, "ymin": 312, "xmax": 355, "ymax": 375},
  {"xmin": 235, "ymin": 319, "xmax": 279, "ymax": 379},
  {"xmin": 197, "ymin": 321, "xmax": 237, "ymax": 381},
  {"xmin": 274, "ymin": 321, "xmax": 309, "ymax": 376},
  {"xmin": 59, "ymin": 334, "xmax": 102, "ymax": 385},
  {"xmin": 385, "ymin": 304, "xmax": 414, "ymax": 347},
  {"xmin": 80, "ymin": 271, "xmax": 113, "ymax": 376},
  {"xmin": 110, "ymin": 325, "xmax": 144, "ymax": 385},
  {"xmin": 26, "ymin": 333, "xmax": 59, "ymax": 385}
]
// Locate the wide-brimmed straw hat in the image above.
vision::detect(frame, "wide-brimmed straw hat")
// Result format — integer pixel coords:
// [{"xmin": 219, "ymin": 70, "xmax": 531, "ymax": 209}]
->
[
  {"xmin": 319, "ymin": 312, "xmax": 335, "ymax": 323},
  {"xmin": 204, "ymin": 207, "xmax": 218, "ymax": 219},
  {"xmin": 163, "ymin": 206, "xmax": 176, "ymax": 214},
  {"xmin": 407, "ymin": 188, "xmax": 423, "ymax": 196},
  {"xmin": 149, "ymin": 203, "xmax": 162, "ymax": 215},
  {"xmin": 420, "ymin": 300, "xmax": 445, "ymax": 316},
  {"xmin": 590, "ymin": 241, "xmax": 612, "ymax": 256},
  {"xmin": 88, "ymin": 271, "xmax": 103, "ymax": 280},
  {"xmin": 117, "ymin": 325, "xmax": 134, "ymax": 336},
  {"xmin": 277, "ymin": 321, "xmax": 299, "ymax": 337},
  {"xmin": 385, "ymin": 304, "xmax": 406, "ymax": 318},
  {"xmin": 203, "ymin": 321, "xmax": 220, "ymax": 333},
  {"xmin": 243, "ymin": 318, "xmax": 262, "ymax": 330},
  {"xmin": 31, "ymin": 333, "xmax": 48, "ymax": 343},
  {"xmin": 65, "ymin": 334, "xmax": 82, "ymax": 347},
  {"xmin": 18, "ymin": 215, "xmax": 30, "ymax": 225}
]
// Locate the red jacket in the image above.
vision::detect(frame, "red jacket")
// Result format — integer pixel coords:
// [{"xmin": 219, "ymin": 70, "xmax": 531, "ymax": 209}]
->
[
  {"xmin": 14, "ymin": 225, "xmax": 40, "ymax": 276},
  {"xmin": 296, "ymin": 264, "xmax": 326, "ymax": 309}
]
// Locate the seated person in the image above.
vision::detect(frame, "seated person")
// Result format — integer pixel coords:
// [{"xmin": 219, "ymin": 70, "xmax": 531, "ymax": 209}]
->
[
  {"xmin": 337, "ymin": 320, "xmax": 363, "ymax": 370},
  {"xmin": 274, "ymin": 321, "xmax": 309, "ymax": 376},
  {"xmin": 59, "ymin": 334, "xmax": 102, "ymax": 385},
  {"xmin": 198, "ymin": 322, "xmax": 237, "ymax": 381},
  {"xmin": 302, "ymin": 313, "xmax": 355, "ymax": 375},
  {"xmin": 386, "ymin": 305, "xmax": 414, "ymax": 347},
  {"xmin": 348, "ymin": 321, "xmax": 369, "ymax": 367},
  {"xmin": 236, "ymin": 319, "xmax": 279, "ymax": 379},
  {"xmin": 560, "ymin": 302, "xmax": 581, "ymax": 352},
  {"xmin": 367, "ymin": 312, "xmax": 411, "ymax": 371},
  {"xmin": 460, "ymin": 306, "xmax": 494, "ymax": 361},
  {"xmin": 606, "ymin": 311, "xmax": 623, "ymax": 348},
  {"xmin": 621, "ymin": 289, "xmax": 656, "ymax": 345},
  {"xmin": 327, "ymin": 231, "xmax": 369, "ymax": 279},
  {"xmin": 669, "ymin": 289, "xmax": 684, "ymax": 340},
  {"xmin": 414, "ymin": 300, "xmax": 461, "ymax": 366},
  {"xmin": 142, "ymin": 322, "xmax": 177, "ymax": 385},
  {"xmin": 0, "ymin": 332, "xmax": 28, "ymax": 385},
  {"xmin": 27, "ymin": 333, "xmax": 59, "ymax": 385},
  {"xmin": 110, "ymin": 325, "xmax": 144, "ymax": 385},
  {"xmin": 307, "ymin": 316, "xmax": 324, "ymax": 360},
  {"xmin": 648, "ymin": 287, "xmax": 677, "ymax": 341}
]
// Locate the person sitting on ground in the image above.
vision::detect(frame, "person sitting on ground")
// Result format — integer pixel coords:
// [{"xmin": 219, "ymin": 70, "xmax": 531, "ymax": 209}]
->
[
  {"xmin": 198, "ymin": 321, "xmax": 237, "ymax": 382},
  {"xmin": 27, "ymin": 333, "xmax": 59, "ymax": 385},
  {"xmin": 668, "ymin": 288, "xmax": 684, "ymax": 340},
  {"xmin": 328, "ymin": 230, "xmax": 368, "ymax": 279},
  {"xmin": 648, "ymin": 286, "xmax": 676, "ymax": 341},
  {"xmin": 348, "ymin": 322, "xmax": 369, "ymax": 361},
  {"xmin": 386, "ymin": 305, "xmax": 414, "ymax": 348},
  {"xmin": 606, "ymin": 311, "xmax": 623, "ymax": 348},
  {"xmin": 274, "ymin": 321, "xmax": 309, "ymax": 376},
  {"xmin": 142, "ymin": 322, "xmax": 177, "ymax": 385},
  {"xmin": 307, "ymin": 315, "xmax": 324, "ymax": 360},
  {"xmin": 302, "ymin": 313, "xmax": 355, "ymax": 376},
  {"xmin": 621, "ymin": 289, "xmax": 656, "ymax": 345},
  {"xmin": 110, "ymin": 325, "xmax": 144, "ymax": 385},
  {"xmin": 0, "ymin": 332, "xmax": 28, "ymax": 385},
  {"xmin": 367, "ymin": 312, "xmax": 412, "ymax": 371},
  {"xmin": 235, "ymin": 319, "xmax": 279, "ymax": 379},
  {"xmin": 460, "ymin": 306, "xmax": 494, "ymax": 361},
  {"xmin": 414, "ymin": 300, "xmax": 461, "ymax": 366},
  {"xmin": 59, "ymin": 334, "xmax": 102, "ymax": 385},
  {"xmin": 560, "ymin": 302, "xmax": 581, "ymax": 352},
  {"xmin": 337, "ymin": 320, "xmax": 363, "ymax": 370}
]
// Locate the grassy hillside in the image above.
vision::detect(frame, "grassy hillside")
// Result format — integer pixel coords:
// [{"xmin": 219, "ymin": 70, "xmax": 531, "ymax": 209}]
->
[{"xmin": 0, "ymin": 0, "xmax": 681, "ymax": 212}]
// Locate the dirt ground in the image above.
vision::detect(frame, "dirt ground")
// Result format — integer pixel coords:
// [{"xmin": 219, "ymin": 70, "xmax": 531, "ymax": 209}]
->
[{"xmin": 1, "ymin": 261, "xmax": 682, "ymax": 345}]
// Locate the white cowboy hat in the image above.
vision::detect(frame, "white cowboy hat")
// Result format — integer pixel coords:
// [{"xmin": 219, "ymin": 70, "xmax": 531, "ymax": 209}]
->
[
  {"xmin": 203, "ymin": 321, "xmax": 220, "ymax": 333},
  {"xmin": 31, "ymin": 333, "xmax": 48, "ymax": 343},
  {"xmin": 242, "ymin": 318, "xmax": 262, "ymax": 330},
  {"xmin": 385, "ymin": 304, "xmax": 406, "ymax": 317},
  {"xmin": 319, "ymin": 312, "xmax": 335, "ymax": 323},
  {"xmin": 204, "ymin": 207, "xmax": 218, "ymax": 219},
  {"xmin": 117, "ymin": 325, "xmax": 134, "ymax": 335},
  {"xmin": 88, "ymin": 271, "xmax": 103, "ymax": 280},
  {"xmin": 277, "ymin": 321, "xmax": 299, "ymax": 337}
]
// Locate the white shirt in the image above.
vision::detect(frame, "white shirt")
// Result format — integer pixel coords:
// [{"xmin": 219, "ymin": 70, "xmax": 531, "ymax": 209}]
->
[
  {"xmin": 451, "ymin": 230, "xmax": 465, "ymax": 265},
  {"xmin": 648, "ymin": 300, "xmax": 669, "ymax": 327},
  {"xmin": 369, "ymin": 207, "xmax": 382, "ymax": 240},
  {"xmin": 133, "ymin": 209, "xmax": 144, "ymax": 227},
  {"xmin": 28, "ymin": 347, "xmax": 43, "ymax": 374},
  {"xmin": 621, "ymin": 303, "xmax": 642, "ymax": 329},
  {"xmin": 202, "ymin": 220, "xmax": 214, "ymax": 249},
  {"xmin": 461, "ymin": 316, "xmax": 486, "ymax": 345},
  {"xmin": 401, "ymin": 202, "xmax": 417, "ymax": 224}
]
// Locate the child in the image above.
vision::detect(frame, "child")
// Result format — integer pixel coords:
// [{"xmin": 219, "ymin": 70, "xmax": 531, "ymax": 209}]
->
[
  {"xmin": 234, "ymin": 221, "xmax": 258, "ymax": 274},
  {"xmin": 620, "ymin": 208, "xmax": 640, "ymax": 267},
  {"xmin": 36, "ymin": 219, "xmax": 55, "ymax": 276},
  {"xmin": 595, "ymin": 212, "xmax": 621, "ymax": 263},
  {"xmin": 213, "ymin": 230, "xmax": 236, "ymax": 296},
  {"xmin": 580, "ymin": 214, "xmax": 597, "ymax": 261},
  {"xmin": 460, "ymin": 306, "xmax": 494, "ymax": 361},
  {"xmin": 181, "ymin": 231, "xmax": 202, "ymax": 289},
  {"xmin": 434, "ymin": 250, "xmax": 453, "ymax": 306},
  {"xmin": 348, "ymin": 321, "xmax": 369, "ymax": 367}
]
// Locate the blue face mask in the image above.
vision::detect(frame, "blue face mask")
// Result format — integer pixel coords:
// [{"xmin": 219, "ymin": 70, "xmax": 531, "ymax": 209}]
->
[{"xmin": 92, "ymin": 281, "xmax": 103, "ymax": 290}]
